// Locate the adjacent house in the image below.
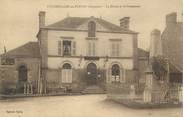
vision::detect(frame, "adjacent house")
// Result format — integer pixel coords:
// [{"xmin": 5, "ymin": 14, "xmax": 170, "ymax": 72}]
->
[
  {"xmin": 0, "ymin": 42, "xmax": 40, "ymax": 94},
  {"xmin": 162, "ymin": 12, "xmax": 183, "ymax": 83},
  {"xmin": 143, "ymin": 12, "xmax": 183, "ymax": 103}
]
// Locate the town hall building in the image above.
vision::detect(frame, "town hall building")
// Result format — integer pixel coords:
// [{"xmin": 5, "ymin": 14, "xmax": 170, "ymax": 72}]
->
[{"xmin": 0, "ymin": 11, "xmax": 140, "ymax": 95}]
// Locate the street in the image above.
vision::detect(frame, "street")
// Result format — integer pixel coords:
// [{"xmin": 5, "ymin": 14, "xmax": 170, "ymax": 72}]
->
[{"xmin": 0, "ymin": 94, "xmax": 182, "ymax": 117}]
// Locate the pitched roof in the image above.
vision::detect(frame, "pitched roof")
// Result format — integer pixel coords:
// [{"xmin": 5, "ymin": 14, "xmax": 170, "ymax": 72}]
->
[
  {"xmin": 1, "ymin": 42, "xmax": 40, "ymax": 58},
  {"xmin": 138, "ymin": 48, "xmax": 149, "ymax": 58},
  {"xmin": 45, "ymin": 17, "xmax": 137, "ymax": 34},
  {"xmin": 169, "ymin": 61, "xmax": 182, "ymax": 73}
]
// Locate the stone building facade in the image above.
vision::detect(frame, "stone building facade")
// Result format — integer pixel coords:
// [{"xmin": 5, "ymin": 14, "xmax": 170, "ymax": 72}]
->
[{"xmin": 37, "ymin": 11, "xmax": 139, "ymax": 93}]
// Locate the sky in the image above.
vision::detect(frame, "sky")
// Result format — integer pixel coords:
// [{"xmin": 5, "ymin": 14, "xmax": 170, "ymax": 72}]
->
[{"xmin": 0, "ymin": 0, "xmax": 183, "ymax": 54}]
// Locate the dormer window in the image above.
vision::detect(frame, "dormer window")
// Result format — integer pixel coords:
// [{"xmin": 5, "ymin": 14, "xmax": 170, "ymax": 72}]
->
[{"xmin": 88, "ymin": 21, "xmax": 96, "ymax": 37}]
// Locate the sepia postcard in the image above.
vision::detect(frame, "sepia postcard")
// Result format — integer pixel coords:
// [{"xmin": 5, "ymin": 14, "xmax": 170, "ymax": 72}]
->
[{"xmin": 0, "ymin": 0, "xmax": 183, "ymax": 117}]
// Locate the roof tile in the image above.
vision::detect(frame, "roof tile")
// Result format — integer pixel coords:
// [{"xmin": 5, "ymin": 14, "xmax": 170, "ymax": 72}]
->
[
  {"xmin": 1, "ymin": 42, "xmax": 40, "ymax": 58},
  {"xmin": 46, "ymin": 17, "xmax": 137, "ymax": 33}
]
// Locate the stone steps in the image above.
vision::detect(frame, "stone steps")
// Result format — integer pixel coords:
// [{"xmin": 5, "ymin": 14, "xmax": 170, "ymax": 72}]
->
[{"xmin": 82, "ymin": 85, "xmax": 106, "ymax": 94}]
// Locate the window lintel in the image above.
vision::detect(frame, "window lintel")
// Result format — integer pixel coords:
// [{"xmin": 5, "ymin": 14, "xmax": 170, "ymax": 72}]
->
[
  {"xmin": 60, "ymin": 36, "xmax": 74, "ymax": 40},
  {"xmin": 109, "ymin": 38, "xmax": 122, "ymax": 41},
  {"xmin": 85, "ymin": 37, "xmax": 98, "ymax": 40}
]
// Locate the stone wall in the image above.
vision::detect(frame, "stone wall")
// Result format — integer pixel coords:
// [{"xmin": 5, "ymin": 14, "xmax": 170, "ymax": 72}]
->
[
  {"xmin": 162, "ymin": 12, "xmax": 183, "ymax": 71},
  {"xmin": 0, "ymin": 58, "xmax": 40, "ymax": 94}
]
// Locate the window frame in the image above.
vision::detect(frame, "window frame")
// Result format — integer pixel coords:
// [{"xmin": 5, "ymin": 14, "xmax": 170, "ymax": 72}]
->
[
  {"xmin": 61, "ymin": 63, "xmax": 72, "ymax": 83},
  {"xmin": 87, "ymin": 41, "xmax": 96, "ymax": 56},
  {"xmin": 88, "ymin": 21, "xmax": 96, "ymax": 37},
  {"xmin": 111, "ymin": 64, "xmax": 120, "ymax": 83},
  {"xmin": 110, "ymin": 40, "xmax": 121, "ymax": 57}
]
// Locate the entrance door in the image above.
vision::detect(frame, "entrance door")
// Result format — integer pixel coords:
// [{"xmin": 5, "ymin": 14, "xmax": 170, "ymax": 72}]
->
[
  {"xmin": 18, "ymin": 65, "xmax": 28, "ymax": 82},
  {"xmin": 87, "ymin": 63, "xmax": 97, "ymax": 85},
  {"xmin": 17, "ymin": 65, "xmax": 28, "ymax": 93}
]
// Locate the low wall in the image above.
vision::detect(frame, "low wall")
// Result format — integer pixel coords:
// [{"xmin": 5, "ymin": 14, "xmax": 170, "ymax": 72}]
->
[{"xmin": 106, "ymin": 83, "xmax": 143, "ymax": 101}]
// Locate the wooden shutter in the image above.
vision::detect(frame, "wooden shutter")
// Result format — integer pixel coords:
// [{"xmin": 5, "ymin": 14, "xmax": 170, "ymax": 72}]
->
[
  {"xmin": 111, "ymin": 43, "xmax": 114, "ymax": 56},
  {"xmin": 58, "ymin": 41, "xmax": 62, "ymax": 55},
  {"xmin": 88, "ymin": 42, "xmax": 91, "ymax": 56},
  {"xmin": 118, "ymin": 41, "xmax": 122, "ymax": 56},
  {"xmin": 114, "ymin": 42, "xmax": 117, "ymax": 56},
  {"xmin": 92, "ymin": 42, "xmax": 95, "ymax": 56},
  {"xmin": 68, "ymin": 70, "xmax": 72, "ymax": 83},
  {"xmin": 66, "ymin": 70, "xmax": 69, "ymax": 83},
  {"xmin": 61, "ymin": 69, "xmax": 72, "ymax": 83},
  {"xmin": 61, "ymin": 69, "xmax": 66, "ymax": 83},
  {"xmin": 59, "ymin": 69, "xmax": 62, "ymax": 85},
  {"xmin": 116, "ymin": 43, "xmax": 119, "ymax": 56},
  {"xmin": 72, "ymin": 41, "xmax": 76, "ymax": 56}
]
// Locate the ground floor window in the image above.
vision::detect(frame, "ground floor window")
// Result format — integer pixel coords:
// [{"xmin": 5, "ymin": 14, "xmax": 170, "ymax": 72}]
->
[
  {"xmin": 61, "ymin": 63, "xmax": 72, "ymax": 83},
  {"xmin": 111, "ymin": 64, "xmax": 120, "ymax": 82}
]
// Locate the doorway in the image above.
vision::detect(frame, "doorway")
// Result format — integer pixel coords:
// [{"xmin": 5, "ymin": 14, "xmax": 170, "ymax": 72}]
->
[
  {"xmin": 17, "ymin": 65, "xmax": 28, "ymax": 93},
  {"xmin": 86, "ymin": 63, "xmax": 97, "ymax": 85}
]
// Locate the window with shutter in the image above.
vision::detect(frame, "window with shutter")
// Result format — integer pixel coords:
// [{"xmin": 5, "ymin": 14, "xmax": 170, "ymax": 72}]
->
[{"xmin": 63, "ymin": 41, "xmax": 71, "ymax": 56}]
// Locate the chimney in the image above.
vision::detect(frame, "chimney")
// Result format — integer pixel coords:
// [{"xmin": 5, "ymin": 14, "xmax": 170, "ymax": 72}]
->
[
  {"xmin": 166, "ymin": 12, "xmax": 177, "ymax": 27},
  {"xmin": 120, "ymin": 17, "xmax": 130, "ymax": 29},
  {"xmin": 39, "ymin": 11, "xmax": 46, "ymax": 28},
  {"xmin": 149, "ymin": 29, "xmax": 162, "ymax": 58}
]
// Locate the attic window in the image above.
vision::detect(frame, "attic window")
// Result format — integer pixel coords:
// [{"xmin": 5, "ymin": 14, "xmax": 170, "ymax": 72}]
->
[{"xmin": 88, "ymin": 21, "xmax": 96, "ymax": 37}]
